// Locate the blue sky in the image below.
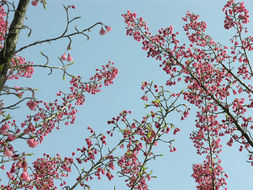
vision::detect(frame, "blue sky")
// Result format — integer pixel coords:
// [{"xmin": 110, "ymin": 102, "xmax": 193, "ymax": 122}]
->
[{"xmin": 4, "ymin": 0, "xmax": 253, "ymax": 189}]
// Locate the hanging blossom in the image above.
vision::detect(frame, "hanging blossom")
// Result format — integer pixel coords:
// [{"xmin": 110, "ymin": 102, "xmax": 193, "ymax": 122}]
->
[{"xmin": 99, "ymin": 25, "xmax": 112, "ymax": 35}]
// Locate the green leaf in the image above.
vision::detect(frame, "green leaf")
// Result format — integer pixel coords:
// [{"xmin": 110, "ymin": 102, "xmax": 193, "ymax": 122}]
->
[
  {"xmin": 42, "ymin": 0, "xmax": 47, "ymax": 10},
  {"xmin": 26, "ymin": 153, "xmax": 34, "ymax": 156},
  {"xmin": 126, "ymin": 152, "xmax": 132, "ymax": 156},
  {"xmin": 147, "ymin": 131, "xmax": 151, "ymax": 138},
  {"xmin": 145, "ymin": 104, "xmax": 150, "ymax": 108},
  {"xmin": 6, "ymin": 114, "xmax": 12, "ymax": 120},
  {"xmin": 0, "ymin": 64, "xmax": 4, "ymax": 72},
  {"xmin": 155, "ymin": 99, "xmax": 160, "ymax": 104},
  {"xmin": 67, "ymin": 62, "xmax": 75, "ymax": 66}
]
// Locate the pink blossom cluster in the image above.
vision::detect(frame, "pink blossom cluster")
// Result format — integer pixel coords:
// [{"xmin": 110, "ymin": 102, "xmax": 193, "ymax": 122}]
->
[
  {"xmin": 61, "ymin": 53, "xmax": 73, "ymax": 62},
  {"xmin": 0, "ymin": 6, "xmax": 7, "ymax": 42},
  {"xmin": 31, "ymin": 0, "xmax": 39, "ymax": 6},
  {"xmin": 73, "ymin": 126, "xmax": 117, "ymax": 186},
  {"xmin": 85, "ymin": 61, "xmax": 118, "ymax": 94},
  {"xmin": 32, "ymin": 154, "xmax": 73, "ymax": 189},
  {"xmin": 190, "ymin": 107, "xmax": 228, "ymax": 189},
  {"xmin": 223, "ymin": 0, "xmax": 249, "ymax": 30},
  {"xmin": 107, "ymin": 110, "xmax": 152, "ymax": 189},
  {"xmin": 99, "ymin": 25, "xmax": 112, "ymax": 35},
  {"xmin": 1, "ymin": 154, "xmax": 73, "ymax": 189},
  {"xmin": 192, "ymin": 162, "xmax": 228, "ymax": 190},
  {"xmin": 8, "ymin": 56, "xmax": 34, "ymax": 79}
]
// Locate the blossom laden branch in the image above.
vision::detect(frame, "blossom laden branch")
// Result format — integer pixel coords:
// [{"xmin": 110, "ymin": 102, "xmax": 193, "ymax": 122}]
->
[{"xmin": 0, "ymin": 0, "xmax": 30, "ymax": 92}]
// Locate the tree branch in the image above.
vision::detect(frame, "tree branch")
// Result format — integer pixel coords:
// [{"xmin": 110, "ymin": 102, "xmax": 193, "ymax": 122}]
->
[{"xmin": 0, "ymin": 0, "xmax": 30, "ymax": 92}]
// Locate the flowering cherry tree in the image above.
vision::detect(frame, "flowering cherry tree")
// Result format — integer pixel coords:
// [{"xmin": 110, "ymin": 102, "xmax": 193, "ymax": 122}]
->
[
  {"xmin": 122, "ymin": 0, "xmax": 253, "ymax": 189},
  {"xmin": 0, "ymin": 0, "xmax": 252, "ymax": 189}
]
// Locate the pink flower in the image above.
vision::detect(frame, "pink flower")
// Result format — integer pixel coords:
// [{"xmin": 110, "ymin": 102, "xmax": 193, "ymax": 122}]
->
[
  {"xmin": 16, "ymin": 161, "xmax": 22, "ymax": 168},
  {"xmin": 108, "ymin": 162, "xmax": 115, "ymax": 170},
  {"xmin": 105, "ymin": 25, "xmax": 112, "ymax": 32},
  {"xmin": 4, "ymin": 147, "xmax": 12, "ymax": 157},
  {"xmin": 0, "ymin": 123, "xmax": 9, "ymax": 134},
  {"xmin": 170, "ymin": 147, "xmax": 177, "ymax": 152},
  {"xmin": 26, "ymin": 100, "xmax": 37, "ymax": 111},
  {"xmin": 20, "ymin": 171, "xmax": 30, "ymax": 181},
  {"xmin": 61, "ymin": 53, "xmax": 67, "ymax": 60},
  {"xmin": 141, "ymin": 95, "xmax": 148, "ymax": 101},
  {"xmin": 67, "ymin": 53, "xmax": 73, "ymax": 62},
  {"xmin": 99, "ymin": 27, "xmax": 106, "ymax": 35},
  {"xmin": 31, "ymin": 0, "xmax": 38, "ymax": 6},
  {"xmin": 7, "ymin": 134, "xmax": 16, "ymax": 141},
  {"xmin": 27, "ymin": 139, "xmax": 39, "ymax": 148}
]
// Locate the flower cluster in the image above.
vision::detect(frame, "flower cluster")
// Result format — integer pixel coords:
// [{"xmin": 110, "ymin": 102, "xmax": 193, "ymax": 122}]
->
[
  {"xmin": 190, "ymin": 106, "xmax": 228, "ymax": 189},
  {"xmin": 32, "ymin": 154, "xmax": 73, "ymax": 189},
  {"xmin": 99, "ymin": 25, "xmax": 112, "ymax": 35},
  {"xmin": 8, "ymin": 56, "xmax": 34, "ymax": 79},
  {"xmin": 0, "ymin": 6, "xmax": 7, "ymax": 43},
  {"xmin": 68, "ymin": 126, "xmax": 117, "ymax": 188},
  {"xmin": 0, "ymin": 154, "xmax": 73, "ymax": 189},
  {"xmin": 223, "ymin": 0, "xmax": 249, "ymax": 30},
  {"xmin": 85, "ymin": 61, "xmax": 118, "ymax": 94}
]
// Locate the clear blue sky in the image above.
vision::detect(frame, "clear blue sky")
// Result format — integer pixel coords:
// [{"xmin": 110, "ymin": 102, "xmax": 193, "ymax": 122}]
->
[{"xmin": 5, "ymin": 0, "xmax": 253, "ymax": 189}]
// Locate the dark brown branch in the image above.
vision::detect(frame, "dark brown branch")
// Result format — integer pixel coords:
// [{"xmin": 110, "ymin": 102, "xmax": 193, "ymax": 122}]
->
[
  {"xmin": 0, "ymin": 0, "xmax": 30, "ymax": 92},
  {"xmin": 15, "ymin": 22, "xmax": 103, "ymax": 54}
]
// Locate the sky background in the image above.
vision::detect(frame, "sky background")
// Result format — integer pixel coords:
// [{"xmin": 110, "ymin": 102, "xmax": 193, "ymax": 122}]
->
[{"xmin": 3, "ymin": 0, "xmax": 253, "ymax": 189}]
